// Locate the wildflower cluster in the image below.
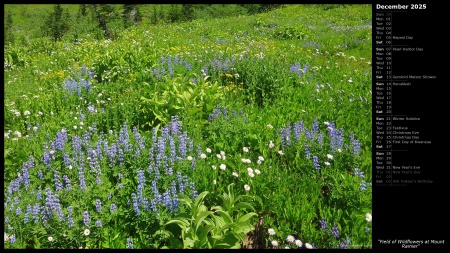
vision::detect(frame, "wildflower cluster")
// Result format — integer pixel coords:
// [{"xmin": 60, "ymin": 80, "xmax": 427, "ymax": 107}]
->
[
  {"xmin": 4, "ymin": 115, "xmax": 201, "ymax": 247},
  {"xmin": 149, "ymin": 55, "xmax": 193, "ymax": 79},
  {"xmin": 276, "ymin": 119, "xmax": 363, "ymax": 172},
  {"xmin": 62, "ymin": 66, "xmax": 95, "ymax": 96},
  {"xmin": 319, "ymin": 217, "xmax": 353, "ymax": 249}
]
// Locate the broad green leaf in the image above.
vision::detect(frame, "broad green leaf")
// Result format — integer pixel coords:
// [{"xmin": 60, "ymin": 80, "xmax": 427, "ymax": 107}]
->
[
  {"xmin": 237, "ymin": 212, "xmax": 258, "ymax": 223},
  {"xmin": 194, "ymin": 210, "xmax": 213, "ymax": 232},
  {"xmin": 215, "ymin": 210, "xmax": 233, "ymax": 224},
  {"xmin": 165, "ymin": 219, "xmax": 189, "ymax": 229},
  {"xmin": 193, "ymin": 191, "xmax": 209, "ymax": 213}
]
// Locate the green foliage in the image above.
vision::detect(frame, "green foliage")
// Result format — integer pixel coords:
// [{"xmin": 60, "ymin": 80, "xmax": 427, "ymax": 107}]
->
[
  {"xmin": 139, "ymin": 75, "xmax": 224, "ymax": 131},
  {"xmin": 272, "ymin": 25, "xmax": 310, "ymax": 40},
  {"xmin": 164, "ymin": 184, "xmax": 257, "ymax": 249}
]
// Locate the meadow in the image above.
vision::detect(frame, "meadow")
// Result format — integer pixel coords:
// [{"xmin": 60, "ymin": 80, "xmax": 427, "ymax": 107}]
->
[{"xmin": 4, "ymin": 4, "xmax": 373, "ymax": 249}]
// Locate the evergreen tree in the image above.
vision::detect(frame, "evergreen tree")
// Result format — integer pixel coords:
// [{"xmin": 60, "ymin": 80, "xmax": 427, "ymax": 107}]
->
[
  {"xmin": 91, "ymin": 4, "xmax": 114, "ymax": 38},
  {"xmin": 182, "ymin": 4, "xmax": 195, "ymax": 22},
  {"xmin": 41, "ymin": 4, "xmax": 70, "ymax": 42},
  {"xmin": 122, "ymin": 4, "xmax": 142, "ymax": 28}
]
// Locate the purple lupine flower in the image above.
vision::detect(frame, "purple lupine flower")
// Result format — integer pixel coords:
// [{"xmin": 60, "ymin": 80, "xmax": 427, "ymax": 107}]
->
[
  {"xmin": 87, "ymin": 103, "xmax": 95, "ymax": 113},
  {"xmin": 42, "ymin": 151, "xmax": 52, "ymax": 168},
  {"xmin": 151, "ymin": 180, "xmax": 161, "ymax": 204},
  {"xmin": 137, "ymin": 169, "xmax": 145, "ymax": 200},
  {"xmin": 63, "ymin": 175, "xmax": 72, "ymax": 190},
  {"xmin": 126, "ymin": 238, "xmax": 134, "ymax": 249},
  {"xmin": 169, "ymin": 136, "xmax": 176, "ymax": 163},
  {"xmin": 327, "ymin": 123, "xmax": 344, "ymax": 152},
  {"xmin": 150, "ymin": 198, "xmax": 157, "ymax": 212},
  {"xmin": 87, "ymin": 148, "xmax": 100, "ymax": 173},
  {"xmin": 9, "ymin": 234, "xmax": 16, "ymax": 244},
  {"xmin": 161, "ymin": 125, "xmax": 169, "ymax": 140},
  {"xmin": 32, "ymin": 203, "xmax": 41, "ymax": 224},
  {"xmin": 312, "ymin": 119, "xmax": 319, "ymax": 135},
  {"xmin": 162, "ymin": 190, "xmax": 172, "ymax": 211},
  {"xmin": 360, "ymin": 180, "xmax": 372, "ymax": 191},
  {"xmin": 157, "ymin": 137, "xmax": 166, "ymax": 156},
  {"xmin": 290, "ymin": 62, "xmax": 300, "ymax": 73},
  {"xmin": 36, "ymin": 185, "xmax": 42, "ymax": 200},
  {"xmin": 222, "ymin": 107, "xmax": 229, "ymax": 120},
  {"xmin": 293, "ymin": 121, "xmax": 304, "ymax": 142},
  {"xmin": 155, "ymin": 153, "xmax": 163, "ymax": 169},
  {"xmin": 305, "ymin": 130, "xmax": 314, "ymax": 141},
  {"xmin": 95, "ymin": 138, "xmax": 103, "ymax": 162},
  {"xmin": 96, "ymin": 176, "xmax": 101, "ymax": 185},
  {"xmin": 38, "ymin": 170, "xmax": 44, "ymax": 181},
  {"xmin": 52, "ymin": 193, "xmax": 64, "ymax": 222},
  {"xmin": 350, "ymin": 134, "xmax": 362, "ymax": 155},
  {"xmin": 22, "ymin": 166, "xmax": 31, "ymax": 190},
  {"xmin": 332, "ymin": 223, "xmax": 339, "ymax": 239},
  {"xmin": 78, "ymin": 170, "xmax": 87, "ymax": 191},
  {"xmin": 178, "ymin": 132, "xmax": 187, "ymax": 159},
  {"xmin": 81, "ymin": 131, "xmax": 91, "ymax": 147},
  {"xmin": 353, "ymin": 168, "xmax": 364, "ymax": 178},
  {"xmin": 317, "ymin": 132, "xmax": 323, "ymax": 145},
  {"xmin": 133, "ymin": 126, "xmax": 145, "ymax": 157},
  {"xmin": 312, "ymin": 156, "xmax": 321, "ymax": 171},
  {"xmin": 108, "ymin": 143, "xmax": 117, "ymax": 166},
  {"xmin": 119, "ymin": 122, "xmax": 132, "ymax": 152},
  {"xmin": 67, "ymin": 206, "xmax": 74, "ymax": 228},
  {"xmin": 54, "ymin": 129, "xmax": 68, "ymax": 151},
  {"xmin": 131, "ymin": 193, "xmax": 140, "ymax": 216},
  {"xmin": 170, "ymin": 115, "xmax": 181, "ymax": 136},
  {"xmin": 54, "ymin": 170, "xmax": 63, "ymax": 191},
  {"xmin": 63, "ymin": 152, "xmax": 71, "ymax": 168},
  {"xmin": 177, "ymin": 172, "xmax": 185, "ymax": 194},
  {"xmin": 191, "ymin": 157, "xmax": 196, "ymax": 170},
  {"xmin": 44, "ymin": 188, "xmax": 55, "ymax": 219},
  {"xmin": 11, "ymin": 178, "xmax": 21, "ymax": 194},
  {"xmin": 15, "ymin": 206, "xmax": 22, "ymax": 215},
  {"xmin": 96, "ymin": 199, "xmax": 102, "ymax": 212},
  {"xmin": 142, "ymin": 197, "xmax": 150, "ymax": 211},
  {"xmin": 24, "ymin": 204, "xmax": 32, "ymax": 224},
  {"xmin": 117, "ymin": 148, "xmax": 124, "ymax": 166},
  {"xmin": 72, "ymin": 135, "xmax": 83, "ymax": 164},
  {"xmin": 110, "ymin": 203, "xmax": 117, "ymax": 213},
  {"xmin": 171, "ymin": 181, "xmax": 180, "ymax": 213},
  {"xmin": 340, "ymin": 241, "xmax": 347, "ymax": 249},
  {"xmin": 96, "ymin": 220, "xmax": 102, "ymax": 227},
  {"xmin": 320, "ymin": 217, "xmax": 329, "ymax": 233},
  {"xmin": 83, "ymin": 211, "xmax": 90, "ymax": 226}
]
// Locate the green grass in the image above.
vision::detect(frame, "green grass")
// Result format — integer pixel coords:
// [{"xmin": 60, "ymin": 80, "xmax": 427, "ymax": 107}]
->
[{"xmin": 4, "ymin": 4, "xmax": 372, "ymax": 249}]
